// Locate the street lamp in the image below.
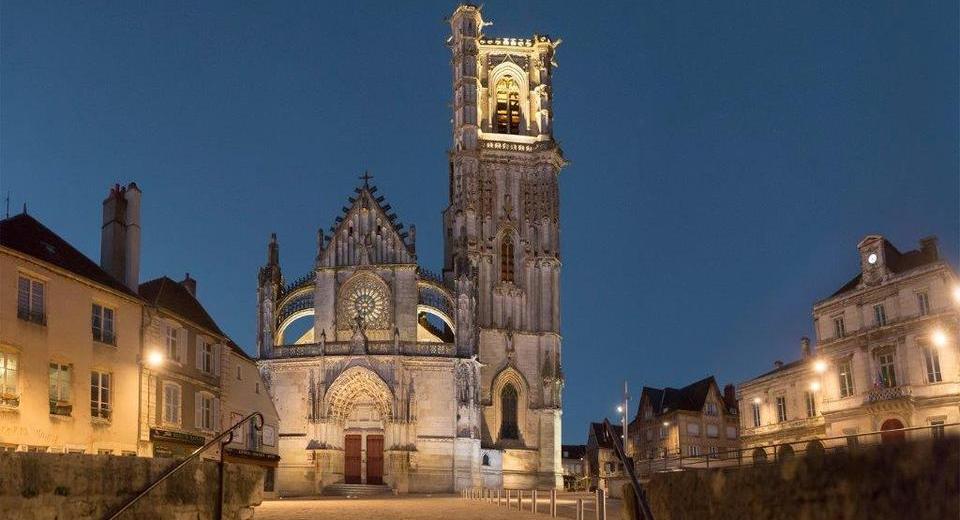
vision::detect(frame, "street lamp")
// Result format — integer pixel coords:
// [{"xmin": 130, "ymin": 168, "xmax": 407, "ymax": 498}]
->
[
  {"xmin": 809, "ymin": 381, "xmax": 821, "ymax": 392},
  {"xmin": 932, "ymin": 329, "xmax": 948, "ymax": 348},
  {"xmin": 616, "ymin": 405, "xmax": 623, "ymax": 414},
  {"xmin": 146, "ymin": 350, "xmax": 165, "ymax": 367},
  {"xmin": 813, "ymin": 360, "xmax": 827, "ymax": 374},
  {"xmin": 952, "ymin": 285, "xmax": 960, "ymax": 304}
]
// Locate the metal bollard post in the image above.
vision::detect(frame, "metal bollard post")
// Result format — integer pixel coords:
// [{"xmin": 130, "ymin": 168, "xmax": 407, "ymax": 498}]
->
[
  {"xmin": 497, "ymin": 488, "xmax": 502, "ymax": 507},
  {"xmin": 576, "ymin": 498, "xmax": 584, "ymax": 520},
  {"xmin": 518, "ymin": 490, "xmax": 523, "ymax": 510},
  {"xmin": 595, "ymin": 488, "xmax": 606, "ymax": 520},
  {"xmin": 550, "ymin": 489, "xmax": 557, "ymax": 517},
  {"xmin": 534, "ymin": 490, "xmax": 540, "ymax": 513}
]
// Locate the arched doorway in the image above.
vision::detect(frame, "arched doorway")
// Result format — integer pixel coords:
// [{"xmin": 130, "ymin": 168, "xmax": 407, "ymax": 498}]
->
[
  {"xmin": 326, "ymin": 367, "xmax": 394, "ymax": 485},
  {"xmin": 880, "ymin": 418, "xmax": 905, "ymax": 444},
  {"xmin": 752, "ymin": 447, "xmax": 768, "ymax": 463},
  {"xmin": 777, "ymin": 444, "xmax": 795, "ymax": 460}
]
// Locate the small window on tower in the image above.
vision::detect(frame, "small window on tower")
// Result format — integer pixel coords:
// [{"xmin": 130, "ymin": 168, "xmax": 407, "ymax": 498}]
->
[
  {"xmin": 500, "ymin": 236, "xmax": 515, "ymax": 283},
  {"xmin": 495, "ymin": 76, "xmax": 521, "ymax": 135}
]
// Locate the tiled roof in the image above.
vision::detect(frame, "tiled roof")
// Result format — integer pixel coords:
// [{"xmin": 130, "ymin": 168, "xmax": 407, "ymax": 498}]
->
[
  {"xmin": 589, "ymin": 422, "xmax": 622, "ymax": 449},
  {"xmin": 638, "ymin": 376, "xmax": 720, "ymax": 417},
  {"xmin": 830, "ymin": 239, "xmax": 940, "ymax": 298},
  {"xmin": 752, "ymin": 358, "xmax": 807, "ymax": 380},
  {"xmin": 561, "ymin": 444, "xmax": 586, "ymax": 460},
  {"xmin": 140, "ymin": 276, "xmax": 225, "ymax": 337},
  {"xmin": 0, "ymin": 213, "xmax": 139, "ymax": 297}
]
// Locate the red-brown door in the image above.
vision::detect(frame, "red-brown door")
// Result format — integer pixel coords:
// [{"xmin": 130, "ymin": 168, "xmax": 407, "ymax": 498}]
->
[
  {"xmin": 880, "ymin": 419, "xmax": 905, "ymax": 444},
  {"xmin": 366, "ymin": 435, "xmax": 384, "ymax": 485},
  {"xmin": 344, "ymin": 435, "xmax": 362, "ymax": 484}
]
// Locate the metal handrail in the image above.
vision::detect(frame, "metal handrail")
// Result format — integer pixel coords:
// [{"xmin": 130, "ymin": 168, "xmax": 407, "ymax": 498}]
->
[
  {"xmin": 603, "ymin": 419, "xmax": 654, "ymax": 520},
  {"xmin": 633, "ymin": 421, "xmax": 959, "ymax": 476},
  {"xmin": 105, "ymin": 411, "xmax": 264, "ymax": 520}
]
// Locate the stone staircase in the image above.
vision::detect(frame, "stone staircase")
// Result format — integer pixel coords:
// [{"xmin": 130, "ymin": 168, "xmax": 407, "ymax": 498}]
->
[{"xmin": 323, "ymin": 483, "xmax": 393, "ymax": 497}]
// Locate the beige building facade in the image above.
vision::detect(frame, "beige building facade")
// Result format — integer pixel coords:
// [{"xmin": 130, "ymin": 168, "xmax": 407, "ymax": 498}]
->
[
  {"xmin": 256, "ymin": 5, "xmax": 565, "ymax": 495},
  {"xmin": 0, "ymin": 211, "xmax": 143, "ymax": 455},
  {"xmin": 739, "ymin": 235, "xmax": 960, "ymax": 456}
]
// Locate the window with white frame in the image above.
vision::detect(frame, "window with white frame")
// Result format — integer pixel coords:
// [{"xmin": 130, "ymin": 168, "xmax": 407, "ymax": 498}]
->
[
  {"xmin": 873, "ymin": 304, "xmax": 887, "ymax": 327},
  {"xmin": 923, "ymin": 347, "xmax": 942, "ymax": 383},
  {"xmin": 0, "ymin": 352, "xmax": 18, "ymax": 406},
  {"xmin": 230, "ymin": 412, "xmax": 245, "ymax": 445},
  {"xmin": 90, "ymin": 371, "xmax": 111, "ymax": 420},
  {"xmin": 91, "ymin": 304, "xmax": 115, "ymax": 344},
  {"xmin": 708, "ymin": 446, "xmax": 719, "ymax": 455},
  {"xmin": 197, "ymin": 339, "xmax": 217, "ymax": 375},
  {"xmin": 162, "ymin": 382, "xmax": 181, "ymax": 425},
  {"xmin": 18, "ymin": 275, "xmax": 45, "ymax": 324},
  {"xmin": 726, "ymin": 425, "xmax": 737, "ymax": 439},
  {"xmin": 930, "ymin": 420, "xmax": 945, "ymax": 440},
  {"xmin": 688, "ymin": 445, "xmax": 701, "ymax": 456},
  {"xmin": 48, "ymin": 363, "xmax": 72, "ymax": 415},
  {"xmin": 751, "ymin": 402, "xmax": 761, "ymax": 427},
  {"xmin": 248, "ymin": 420, "xmax": 263, "ymax": 450},
  {"xmin": 706, "ymin": 424, "xmax": 719, "ymax": 438},
  {"xmin": 164, "ymin": 325, "xmax": 181, "ymax": 362},
  {"xmin": 833, "ymin": 316, "xmax": 845, "ymax": 338},
  {"xmin": 262, "ymin": 424, "xmax": 276, "ymax": 447},
  {"xmin": 838, "ymin": 359, "xmax": 854, "ymax": 398},
  {"xmin": 917, "ymin": 292, "xmax": 930, "ymax": 316},
  {"xmin": 775, "ymin": 396, "xmax": 787, "ymax": 422},
  {"xmin": 804, "ymin": 391, "xmax": 816, "ymax": 418},
  {"xmin": 705, "ymin": 402, "xmax": 718, "ymax": 416},
  {"xmin": 195, "ymin": 392, "xmax": 218, "ymax": 431},
  {"xmin": 686, "ymin": 422, "xmax": 700, "ymax": 436},
  {"xmin": 878, "ymin": 352, "xmax": 897, "ymax": 387},
  {"xmin": 659, "ymin": 425, "xmax": 668, "ymax": 439}
]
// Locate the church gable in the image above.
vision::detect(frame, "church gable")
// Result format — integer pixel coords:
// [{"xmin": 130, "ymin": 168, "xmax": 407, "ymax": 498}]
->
[{"xmin": 317, "ymin": 178, "xmax": 417, "ymax": 267}]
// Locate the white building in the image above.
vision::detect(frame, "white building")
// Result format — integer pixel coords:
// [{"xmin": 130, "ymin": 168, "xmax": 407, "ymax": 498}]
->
[
  {"xmin": 256, "ymin": 5, "xmax": 565, "ymax": 495},
  {"xmin": 739, "ymin": 235, "xmax": 960, "ymax": 456}
]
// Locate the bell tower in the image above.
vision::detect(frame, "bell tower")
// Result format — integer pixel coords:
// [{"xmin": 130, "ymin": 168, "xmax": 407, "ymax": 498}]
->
[{"xmin": 444, "ymin": 4, "xmax": 565, "ymax": 489}]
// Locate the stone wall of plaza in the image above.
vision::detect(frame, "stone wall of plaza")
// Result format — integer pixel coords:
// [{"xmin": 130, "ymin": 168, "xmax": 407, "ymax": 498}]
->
[
  {"xmin": 0, "ymin": 452, "xmax": 265, "ymax": 520},
  {"xmin": 0, "ymin": 247, "xmax": 143, "ymax": 455},
  {"xmin": 644, "ymin": 436, "xmax": 959, "ymax": 520},
  {"xmin": 738, "ymin": 235, "xmax": 960, "ymax": 451}
]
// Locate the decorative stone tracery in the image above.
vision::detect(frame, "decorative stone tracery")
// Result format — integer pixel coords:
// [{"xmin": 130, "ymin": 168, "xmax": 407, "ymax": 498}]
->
[{"xmin": 325, "ymin": 366, "xmax": 394, "ymax": 421}]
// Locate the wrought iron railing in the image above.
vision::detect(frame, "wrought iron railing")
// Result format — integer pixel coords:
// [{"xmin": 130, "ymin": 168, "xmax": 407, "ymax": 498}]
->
[
  {"xmin": 280, "ymin": 272, "xmax": 314, "ymax": 298},
  {"xmin": 276, "ymin": 293, "xmax": 314, "ymax": 325},
  {"xmin": 104, "ymin": 412, "xmax": 264, "ymax": 520},
  {"xmin": 417, "ymin": 267, "xmax": 445, "ymax": 286},
  {"xmin": 265, "ymin": 341, "xmax": 457, "ymax": 359},
  {"xmin": 865, "ymin": 385, "xmax": 911, "ymax": 403}
]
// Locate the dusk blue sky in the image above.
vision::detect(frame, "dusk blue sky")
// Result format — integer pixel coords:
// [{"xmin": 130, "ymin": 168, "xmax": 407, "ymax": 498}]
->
[{"xmin": 2, "ymin": 1, "xmax": 957, "ymax": 444}]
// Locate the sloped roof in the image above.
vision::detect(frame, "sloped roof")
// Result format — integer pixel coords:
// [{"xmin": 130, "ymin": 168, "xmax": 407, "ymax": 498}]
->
[
  {"xmin": 140, "ymin": 276, "xmax": 225, "ymax": 337},
  {"xmin": 830, "ymin": 238, "xmax": 940, "ymax": 298},
  {"xmin": 0, "ymin": 213, "xmax": 139, "ymax": 297},
  {"xmin": 638, "ymin": 376, "xmax": 720, "ymax": 417},
  {"xmin": 589, "ymin": 422, "xmax": 623, "ymax": 449},
  {"xmin": 561, "ymin": 444, "xmax": 586, "ymax": 460}
]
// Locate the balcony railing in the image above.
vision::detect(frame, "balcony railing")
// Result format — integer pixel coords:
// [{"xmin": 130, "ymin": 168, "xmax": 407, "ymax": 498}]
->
[
  {"xmin": 18, "ymin": 308, "xmax": 46, "ymax": 325},
  {"xmin": 264, "ymin": 341, "xmax": 457, "ymax": 359},
  {"xmin": 865, "ymin": 385, "xmax": 911, "ymax": 403},
  {"xmin": 49, "ymin": 400, "xmax": 72, "ymax": 417}
]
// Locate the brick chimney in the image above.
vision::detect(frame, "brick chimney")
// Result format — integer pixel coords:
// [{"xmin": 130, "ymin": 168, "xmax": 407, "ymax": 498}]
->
[
  {"xmin": 800, "ymin": 337, "xmax": 811, "ymax": 359},
  {"xmin": 919, "ymin": 236, "xmax": 939, "ymax": 260},
  {"xmin": 181, "ymin": 273, "xmax": 197, "ymax": 297},
  {"xmin": 99, "ymin": 182, "xmax": 141, "ymax": 291},
  {"xmin": 723, "ymin": 384, "xmax": 737, "ymax": 409}
]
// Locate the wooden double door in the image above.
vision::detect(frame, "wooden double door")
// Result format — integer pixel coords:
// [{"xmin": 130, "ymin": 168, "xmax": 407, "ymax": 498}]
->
[{"xmin": 344, "ymin": 434, "xmax": 384, "ymax": 485}]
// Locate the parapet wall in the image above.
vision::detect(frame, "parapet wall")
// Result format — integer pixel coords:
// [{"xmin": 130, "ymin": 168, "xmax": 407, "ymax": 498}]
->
[
  {"xmin": 644, "ymin": 438, "xmax": 958, "ymax": 520},
  {"xmin": 0, "ymin": 452, "xmax": 265, "ymax": 520}
]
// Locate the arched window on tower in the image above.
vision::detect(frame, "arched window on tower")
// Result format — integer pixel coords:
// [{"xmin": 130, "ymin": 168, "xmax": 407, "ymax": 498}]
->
[
  {"xmin": 495, "ymin": 76, "xmax": 521, "ymax": 135},
  {"xmin": 500, "ymin": 236, "xmax": 515, "ymax": 283},
  {"xmin": 500, "ymin": 383, "xmax": 519, "ymax": 440}
]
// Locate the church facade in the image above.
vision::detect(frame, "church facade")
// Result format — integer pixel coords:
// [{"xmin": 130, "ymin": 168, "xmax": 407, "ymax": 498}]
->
[{"xmin": 256, "ymin": 5, "xmax": 566, "ymax": 495}]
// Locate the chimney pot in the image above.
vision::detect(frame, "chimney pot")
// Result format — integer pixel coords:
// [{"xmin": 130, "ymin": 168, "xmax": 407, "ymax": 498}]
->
[
  {"xmin": 800, "ymin": 337, "xmax": 811, "ymax": 358},
  {"xmin": 774, "ymin": 360, "xmax": 784, "ymax": 369},
  {"xmin": 181, "ymin": 273, "xmax": 197, "ymax": 297},
  {"xmin": 919, "ymin": 236, "xmax": 939, "ymax": 259}
]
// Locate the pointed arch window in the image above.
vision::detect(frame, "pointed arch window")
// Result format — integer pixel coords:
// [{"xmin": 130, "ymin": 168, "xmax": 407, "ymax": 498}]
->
[
  {"xmin": 500, "ymin": 383, "xmax": 519, "ymax": 440},
  {"xmin": 500, "ymin": 236, "xmax": 515, "ymax": 283},
  {"xmin": 495, "ymin": 76, "xmax": 521, "ymax": 135}
]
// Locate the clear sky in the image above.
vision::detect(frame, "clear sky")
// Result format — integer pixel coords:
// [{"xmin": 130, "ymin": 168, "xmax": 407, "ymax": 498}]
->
[{"xmin": 2, "ymin": 1, "xmax": 957, "ymax": 444}]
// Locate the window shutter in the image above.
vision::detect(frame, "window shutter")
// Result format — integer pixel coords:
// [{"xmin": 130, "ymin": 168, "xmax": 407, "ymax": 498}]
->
[
  {"xmin": 213, "ymin": 344, "xmax": 221, "ymax": 376},
  {"xmin": 177, "ymin": 328, "xmax": 187, "ymax": 363},
  {"xmin": 194, "ymin": 392, "xmax": 202, "ymax": 429},
  {"xmin": 213, "ymin": 398, "xmax": 220, "ymax": 433},
  {"xmin": 196, "ymin": 337, "xmax": 203, "ymax": 370}
]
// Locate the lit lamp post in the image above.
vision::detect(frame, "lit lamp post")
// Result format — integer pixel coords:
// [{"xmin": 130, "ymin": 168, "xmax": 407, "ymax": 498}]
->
[{"xmin": 139, "ymin": 350, "xmax": 165, "ymax": 456}]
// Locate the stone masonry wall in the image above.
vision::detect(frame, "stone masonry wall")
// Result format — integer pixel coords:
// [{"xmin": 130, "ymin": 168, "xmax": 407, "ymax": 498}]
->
[
  {"xmin": 644, "ymin": 438, "xmax": 958, "ymax": 520},
  {"xmin": 0, "ymin": 452, "xmax": 265, "ymax": 520}
]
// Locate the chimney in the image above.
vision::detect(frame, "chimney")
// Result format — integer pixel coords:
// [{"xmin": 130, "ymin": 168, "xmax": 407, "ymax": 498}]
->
[
  {"xmin": 181, "ymin": 273, "xmax": 197, "ymax": 297},
  {"xmin": 774, "ymin": 360, "xmax": 784, "ymax": 369},
  {"xmin": 919, "ymin": 236, "xmax": 939, "ymax": 260},
  {"xmin": 723, "ymin": 384, "xmax": 736, "ymax": 409},
  {"xmin": 122, "ymin": 182, "xmax": 141, "ymax": 291},
  {"xmin": 800, "ymin": 337, "xmax": 811, "ymax": 358},
  {"xmin": 100, "ymin": 184, "xmax": 128, "ymax": 286}
]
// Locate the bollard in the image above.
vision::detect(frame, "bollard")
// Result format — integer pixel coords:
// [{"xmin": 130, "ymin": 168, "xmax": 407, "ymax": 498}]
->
[
  {"xmin": 532, "ymin": 490, "xmax": 538, "ymax": 513},
  {"xmin": 576, "ymin": 498, "xmax": 584, "ymax": 520},
  {"xmin": 550, "ymin": 489, "xmax": 557, "ymax": 517},
  {"xmin": 595, "ymin": 488, "xmax": 606, "ymax": 520},
  {"xmin": 497, "ymin": 488, "xmax": 502, "ymax": 507},
  {"xmin": 518, "ymin": 490, "xmax": 523, "ymax": 510}
]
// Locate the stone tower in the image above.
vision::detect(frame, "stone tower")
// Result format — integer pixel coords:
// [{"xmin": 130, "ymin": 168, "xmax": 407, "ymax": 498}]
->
[{"xmin": 444, "ymin": 4, "xmax": 565, "ymax": 488}]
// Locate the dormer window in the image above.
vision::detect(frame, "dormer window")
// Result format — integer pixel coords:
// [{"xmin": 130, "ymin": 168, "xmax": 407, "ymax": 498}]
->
[{"xmin": 495, "ymin": 76, "xmax": 521, "ymax": 134}]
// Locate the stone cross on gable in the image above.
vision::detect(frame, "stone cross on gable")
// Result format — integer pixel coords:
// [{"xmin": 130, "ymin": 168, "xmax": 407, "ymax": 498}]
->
[{"xmin": 359, "ymin": 171, "xmax": 374, "ymax": 187}]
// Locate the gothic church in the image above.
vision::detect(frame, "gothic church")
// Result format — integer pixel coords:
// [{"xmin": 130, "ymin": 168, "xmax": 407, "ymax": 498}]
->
[{"xmin": 257, "ymin": 5, "xmax": 565, "ymax": 494}]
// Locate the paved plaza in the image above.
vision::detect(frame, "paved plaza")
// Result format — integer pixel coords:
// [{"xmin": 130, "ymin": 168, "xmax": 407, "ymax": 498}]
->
[{"xmin": 255, "ymin": 493, "xmax": 622, "ymax": 520}]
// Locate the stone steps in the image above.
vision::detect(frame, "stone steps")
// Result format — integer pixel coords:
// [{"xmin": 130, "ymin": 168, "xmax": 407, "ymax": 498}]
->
[{"xmin": 324, "ymin": 483, "xmax": 393, "ymax": 497}]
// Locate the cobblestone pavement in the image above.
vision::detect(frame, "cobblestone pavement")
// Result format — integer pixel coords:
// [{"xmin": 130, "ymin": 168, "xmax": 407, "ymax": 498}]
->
[{"xmin": 256, "ymin": 493, "xmax": 622, "ymax": 520}]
